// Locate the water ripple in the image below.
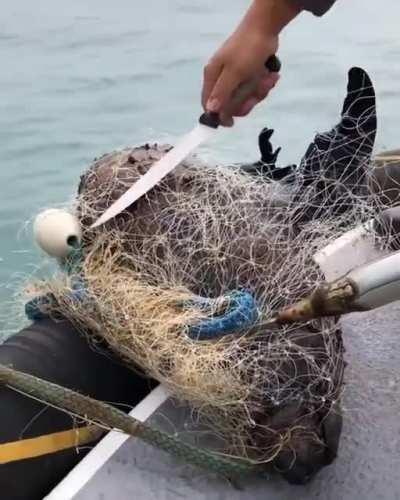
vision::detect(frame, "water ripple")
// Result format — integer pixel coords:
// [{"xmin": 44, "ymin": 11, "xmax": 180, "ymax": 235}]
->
[
  {"xmin": 162, "ymin": 56, "xmax": 202, "ymax": 69},
  {"xmin": 1, "ymin": 0, "xmax": 400, "ymax": 335},
  {"xmin": 51, "ymin": 29, "xmax": 148, "ymax": 52}
]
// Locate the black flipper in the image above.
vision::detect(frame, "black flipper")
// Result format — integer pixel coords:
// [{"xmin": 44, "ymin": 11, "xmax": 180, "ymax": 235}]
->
[
  {"xmin": 259, "ymin": 128, "xmax": 281, "ymax": 165},
  {"xmin": 294, "ymin": 67, "xmax": 377, "ymax": 221},
  {"xmin": 241, "ymin": 128, "xmax": 296, "ymax": 181},
  {"xmin": 242, "ymin": 67, "xmax": 377, "ymax": 208}
]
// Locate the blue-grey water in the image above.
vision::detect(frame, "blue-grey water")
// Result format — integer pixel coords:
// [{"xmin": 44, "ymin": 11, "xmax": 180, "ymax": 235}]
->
[{"xmin": 0, "ymin": 0, "xmax": 399, "ymax": 336}]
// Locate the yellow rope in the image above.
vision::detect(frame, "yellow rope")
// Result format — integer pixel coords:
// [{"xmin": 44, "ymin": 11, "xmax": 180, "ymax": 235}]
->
[{"xmin": 0, "ymin": 425, "xmax": 104, "ymax": 464}]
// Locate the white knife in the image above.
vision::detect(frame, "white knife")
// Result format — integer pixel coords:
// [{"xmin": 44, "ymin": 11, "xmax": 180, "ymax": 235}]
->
[{"xmin": 91, "ymin": 55, "xmax": 281, "ymax": 228}]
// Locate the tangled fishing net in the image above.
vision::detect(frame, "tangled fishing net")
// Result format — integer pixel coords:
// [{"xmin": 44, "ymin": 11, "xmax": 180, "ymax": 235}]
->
[{"xmin": 27, "ymin": 67, "xmax": 393, "ymax": 482}]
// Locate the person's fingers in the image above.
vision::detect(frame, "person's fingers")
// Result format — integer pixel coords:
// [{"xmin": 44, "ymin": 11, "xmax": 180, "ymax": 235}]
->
[
  {"xmin": 220, "ymin": 116, "xmax": 235, "ymax": 127},
  {"xmin": 205, "ymin": 66, "xmax": 243, "ymax": 113},
  {"xmin": 234, "ymin": 97, "xmax": 259, "ymax": 117},
  {"xmin": 234, "ymin": 72, "xmax": 280, "ymax": 117},
  {"xmin": 201, "ymin": 58, "xmax": 223, "ymax": 110},
  {"xmin": 203, "ymin": 55, "xmax": 280, "ymax": 123},
  {"xmin": 255, "ymin": 72, "xmax": 279, "ymax": 100},
  {"xmin": 218, "ymin": 111, "xmax": 235, "ymax": 127}
]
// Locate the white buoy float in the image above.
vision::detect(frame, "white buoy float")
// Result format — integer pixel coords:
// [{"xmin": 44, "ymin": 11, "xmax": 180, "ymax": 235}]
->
[{"xmin": 33, "ymin": 208, "xmax": 82, "ymax": 259}]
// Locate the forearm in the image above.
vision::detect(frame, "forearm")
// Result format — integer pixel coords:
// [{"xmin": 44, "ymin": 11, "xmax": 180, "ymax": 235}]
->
[
  {"xmin": 243, "ymin": 0, "xmax": 336, "ymax": 35},
  {"xmin": 237, "ymin": 0, "xmax": 302, "ymax": 37},
  {"xmin": 201, "ymin": 0, "xmax": 336, "ymax": 122}
]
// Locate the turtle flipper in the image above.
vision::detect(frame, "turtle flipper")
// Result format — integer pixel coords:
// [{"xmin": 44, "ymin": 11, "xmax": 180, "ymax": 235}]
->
[
  {"xmin": 295, "ymin": 67, "xmax": 377, "ymax": 221},
  {"xmin": 241, "ymin": 128, "xmax": 296, "ymax": 181}
]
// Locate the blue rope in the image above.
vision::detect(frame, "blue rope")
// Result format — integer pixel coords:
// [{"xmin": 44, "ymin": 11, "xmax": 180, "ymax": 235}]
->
[
  {"xmin": 25, "ymin": 245, "xmax": 85, "ymax": 322},
  {"xmin": 187, "ymin": 290, "xmax": 259, "ymax": 341},
  {"xmin": 25, "ymin": 242, "xmax": 259, "ymax": 341},
  {"xmin": 25, "ymin": 278, "xmax": 87, "ymax": 321},
  {"xmin": 25, "ymin": 294, "xmax": 55, "ymax": 321}
]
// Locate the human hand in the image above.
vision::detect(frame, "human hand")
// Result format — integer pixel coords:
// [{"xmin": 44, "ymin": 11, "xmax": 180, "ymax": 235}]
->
[
  {"xmin": 202, "ymin": 31, "xmax": 279, "ymax": 127},
  {"xmin": 201, "ymin": 0, "xmax": 301, "ymax": 126}
]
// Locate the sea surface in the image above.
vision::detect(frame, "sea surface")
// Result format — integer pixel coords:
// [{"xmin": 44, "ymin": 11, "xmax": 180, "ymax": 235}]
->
[{"xmin": 1, "ymin": 0, "xmax": 399, "ymax": 337}]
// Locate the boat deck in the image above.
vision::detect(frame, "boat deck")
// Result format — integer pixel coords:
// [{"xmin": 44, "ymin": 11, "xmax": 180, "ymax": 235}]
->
[
  {"xmin": 46, "ymin": 228, "xmax": 400, "ymax": 500},
  {"xmin": 46, "ymin": 304, "xmax": 400, "ymax": 500}
]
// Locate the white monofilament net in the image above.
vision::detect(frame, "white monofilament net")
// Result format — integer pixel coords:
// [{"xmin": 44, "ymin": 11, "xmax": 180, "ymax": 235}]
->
[{"xmin": 28, "ymin": 67, "xmax": 398, "ymax": 462}]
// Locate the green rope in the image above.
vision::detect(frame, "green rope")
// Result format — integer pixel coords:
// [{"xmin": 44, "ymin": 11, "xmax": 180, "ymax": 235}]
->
[{"xmin": 0, "ymin": 364, "xmax": 265, "ymax": 479}]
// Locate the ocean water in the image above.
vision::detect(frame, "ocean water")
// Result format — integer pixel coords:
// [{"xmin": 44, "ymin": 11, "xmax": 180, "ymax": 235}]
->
[{"xmin": 0, "ymin": 0, "xmax": 399, "ymax": 337}]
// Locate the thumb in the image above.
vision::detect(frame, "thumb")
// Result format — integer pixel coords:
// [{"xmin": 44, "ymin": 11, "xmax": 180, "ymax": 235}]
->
[{"xmin": 206, "ymin": 67, "xmax": 242, "ymax": 113}]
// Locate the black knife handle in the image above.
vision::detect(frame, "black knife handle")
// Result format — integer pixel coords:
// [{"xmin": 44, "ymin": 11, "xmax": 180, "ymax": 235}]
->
[{"xmin": 265, "ymin": 54, "xmax": 281, "ymax": 73}]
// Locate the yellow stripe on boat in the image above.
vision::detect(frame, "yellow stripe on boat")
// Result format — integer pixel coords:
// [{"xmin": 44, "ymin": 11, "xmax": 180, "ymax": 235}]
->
[{"xmin": 0, "ymin": 425, "xmax": 104, "ymax": 464}]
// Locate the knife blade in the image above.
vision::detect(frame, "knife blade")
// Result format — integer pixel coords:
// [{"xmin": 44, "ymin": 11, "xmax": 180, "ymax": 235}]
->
[{"xmin": 91, "ymin": 55, "xmax": 281, "ymax": 229}]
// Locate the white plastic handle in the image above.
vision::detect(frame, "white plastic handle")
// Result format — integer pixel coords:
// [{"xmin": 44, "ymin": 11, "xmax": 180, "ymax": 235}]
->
[{"xmin": 348, "ymin": 251, "xmax": 400, "ymax": 310}]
